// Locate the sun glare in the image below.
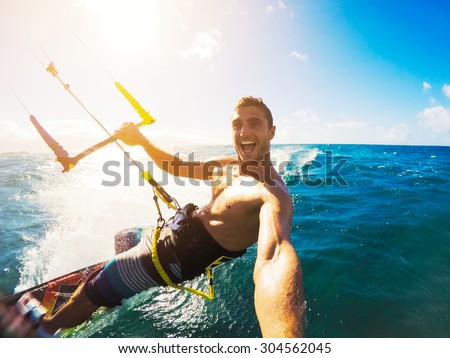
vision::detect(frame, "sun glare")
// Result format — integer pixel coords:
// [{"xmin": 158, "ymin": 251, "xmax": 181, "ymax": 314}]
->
[{"xmin": 79, "ymin": 0, "xmax": 161, "ymax": 53}]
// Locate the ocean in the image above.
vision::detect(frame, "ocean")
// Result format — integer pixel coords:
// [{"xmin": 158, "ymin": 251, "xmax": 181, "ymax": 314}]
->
[{"xmin": 0, "ymin": 144, "xmax": 449, "ymax": 338}]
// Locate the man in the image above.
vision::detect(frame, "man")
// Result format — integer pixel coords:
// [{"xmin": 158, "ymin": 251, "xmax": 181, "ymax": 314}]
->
[{"xmin": 41, "ymin": 96, "xmax": 305, "ymax": 337}]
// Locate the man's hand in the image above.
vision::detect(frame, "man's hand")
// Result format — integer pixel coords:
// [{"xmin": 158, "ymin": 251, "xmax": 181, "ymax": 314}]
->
[
  {"xmin": 0, "ymin": 294, "xmax": 52, "ymax": 338},
  {"xmin": 114, "ymin": 122, "xmax": 146, "ymax": 146}
]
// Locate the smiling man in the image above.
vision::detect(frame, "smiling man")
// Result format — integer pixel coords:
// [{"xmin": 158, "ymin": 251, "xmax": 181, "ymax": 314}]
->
[{"xmin": 41, "ymin": 96, "xmax": 305, "ymax": 338}]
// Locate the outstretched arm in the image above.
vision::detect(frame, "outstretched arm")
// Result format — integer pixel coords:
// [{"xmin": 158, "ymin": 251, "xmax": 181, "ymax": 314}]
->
[
  {"xmin": 253, "ymin": 194, "xmax": 305, "ymax": 337},
  {"xmin": 114, "ymin": 122, "xmax": 235, "ymax": 180}
]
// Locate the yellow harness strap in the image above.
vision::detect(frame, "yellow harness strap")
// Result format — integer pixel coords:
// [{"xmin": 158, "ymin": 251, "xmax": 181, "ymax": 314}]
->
[{"xmin": 151, "ymin": 226, "xmax": 215, "ymax": 300}]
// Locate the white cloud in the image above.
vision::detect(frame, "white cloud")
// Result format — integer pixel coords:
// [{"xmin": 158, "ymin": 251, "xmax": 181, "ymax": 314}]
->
[
  {"xmin": 179, "ymin": 29, "xmax": 223, "ymax": 63},
  {"xmin": 324, "ymin": 121, "xmax": 368, "ymax": 129},
  {"xmin": 443, "ymin": 84, "xmax": 450, "ymax": 99},
  {"xmin": 378, "ymin": 123, "xmax": 410, "ymax": 142},
  {"xmin": 223, "ymin": 0, "xmax": 240, "ymax": 16},
  {"xmin": 276, "ymin": 125, "xmax": 299, "ymax": 143},
  {"xmin": 0, "ymin": 120, "xmax": 46, "ymax": 153},
  {"xmin": 294, "ymin": 109, "xmax": 318, "ymax": 123},
  {"xmin": 266, "ymin": 0, "xmax": 287, "ymax": 13},
  {"xmin": 275, "ymin": 125, "xmax": 328, "ymax": 144},
  {"xmin": 0, "ymin": 120, "xmax": 34, "ymax": 140},
  {"xmin": 290, "ymin": 50, "xmax": 309, "ymax": 62},
  {"xmin": 423, "ymin": 82, "xmax": 432, "ymax": 90},
  {"xmin": 417, "ymin": 105, "xmax": 450, "ymax": 132},
  {"xmin": 274, "ymin": 110, "xmax": 322, "ymax": 143}
]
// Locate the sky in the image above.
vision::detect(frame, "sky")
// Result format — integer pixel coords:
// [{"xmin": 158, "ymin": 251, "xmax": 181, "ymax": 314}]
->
[{"xmin": 1, "ymin": 0, "xmax": 450, "ymax": 153}]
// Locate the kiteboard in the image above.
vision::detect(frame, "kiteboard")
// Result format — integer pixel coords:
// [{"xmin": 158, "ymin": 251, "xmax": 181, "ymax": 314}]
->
[{"xmin": 0, "ymin": 261, "xmax": 106, "ymax": 317}]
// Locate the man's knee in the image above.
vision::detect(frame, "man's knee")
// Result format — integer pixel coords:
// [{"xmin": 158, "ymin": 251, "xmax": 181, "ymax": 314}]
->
[{"xmin": 114, "ymin": 229, "xmax": 139, "ymax": 254}]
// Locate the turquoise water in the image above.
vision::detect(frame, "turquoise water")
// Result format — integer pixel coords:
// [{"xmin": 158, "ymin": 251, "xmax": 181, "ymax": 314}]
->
[{"xmin": 1, "ymin": 144, "xmax": 449, "ymax": 337}]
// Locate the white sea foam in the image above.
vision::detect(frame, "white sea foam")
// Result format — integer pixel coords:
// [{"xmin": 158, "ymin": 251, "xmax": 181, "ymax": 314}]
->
[
  {"xmin": 297, "ymin": 147, "xmax": 320, "ymax": 168},
  {"xmin": 271, "ymin": 145, "xmax": 311, "ymax": 173}
]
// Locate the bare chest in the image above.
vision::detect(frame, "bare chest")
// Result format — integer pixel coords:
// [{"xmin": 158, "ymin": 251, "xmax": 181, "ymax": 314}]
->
[{"xmin": 210, "ymin": 169, "xmax": 263, "ymax": 212}]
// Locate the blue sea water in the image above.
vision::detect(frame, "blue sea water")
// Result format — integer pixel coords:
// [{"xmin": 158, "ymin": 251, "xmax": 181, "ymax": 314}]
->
[{"xmin": 0, "ymin": 144, "xmax": 449, "ymax": 338}]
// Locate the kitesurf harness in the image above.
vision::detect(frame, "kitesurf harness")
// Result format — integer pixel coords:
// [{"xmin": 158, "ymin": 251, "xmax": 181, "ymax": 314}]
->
[
  {"xmin": 151, "ymin": 197, "xmax": 220, "ymax": 300},
  {"xmin": 151, "ymin": 203, "xmax": 246, "ymax": 301}
]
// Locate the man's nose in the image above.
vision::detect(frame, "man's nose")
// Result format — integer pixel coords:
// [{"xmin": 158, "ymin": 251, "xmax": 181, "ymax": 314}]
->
[{"xmin": 240, "ymin": 124, "xmax": 250, "ymax": 136}]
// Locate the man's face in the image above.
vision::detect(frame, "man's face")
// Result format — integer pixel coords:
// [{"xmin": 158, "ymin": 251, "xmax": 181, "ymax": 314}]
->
[{"xmin": 231, "ymin": 105, "xmax": 275, "ymax": 162}]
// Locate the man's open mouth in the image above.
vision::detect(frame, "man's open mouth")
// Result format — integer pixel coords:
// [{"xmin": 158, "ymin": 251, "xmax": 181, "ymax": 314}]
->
[{"xmin": 240, "ymin": 140, "xmax": 256, "ymax": 153}]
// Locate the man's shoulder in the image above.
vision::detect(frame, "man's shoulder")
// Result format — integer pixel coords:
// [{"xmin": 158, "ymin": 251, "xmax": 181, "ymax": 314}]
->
[
  {"xmin": 262, "ymin": 178, "xmax": 292, "ymax": 207},
  {"xmin": 258, "ymin": 182, "xmax": 293, "ymax": 224}
]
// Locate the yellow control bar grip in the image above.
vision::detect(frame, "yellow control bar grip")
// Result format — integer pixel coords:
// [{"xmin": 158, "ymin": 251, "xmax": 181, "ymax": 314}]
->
[{"xmin": 115, "ymin": 82, "xmax": 156, "ymax": 127}]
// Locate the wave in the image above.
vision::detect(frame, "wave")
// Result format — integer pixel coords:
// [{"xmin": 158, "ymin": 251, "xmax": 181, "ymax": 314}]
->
[{"xmin": 272, "ymin": 145, "xmax": 321, "ymax": 174}]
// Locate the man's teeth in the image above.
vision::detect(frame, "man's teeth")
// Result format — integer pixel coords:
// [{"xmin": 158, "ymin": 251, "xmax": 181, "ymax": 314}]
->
[{"xmin": 241, "ymin": 140, "xmax": 256, "ymax": 153}]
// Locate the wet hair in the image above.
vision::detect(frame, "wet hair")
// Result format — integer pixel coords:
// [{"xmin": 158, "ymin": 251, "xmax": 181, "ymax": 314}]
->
[{"xmin": 234, "ymin": 96, "xmax": 274, "ymax": 128}]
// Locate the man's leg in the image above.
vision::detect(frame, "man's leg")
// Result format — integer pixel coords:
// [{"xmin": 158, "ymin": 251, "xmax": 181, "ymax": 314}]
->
[{"xmin": 40, "ymin": 284, "xmax": 99, "ymax": 334}]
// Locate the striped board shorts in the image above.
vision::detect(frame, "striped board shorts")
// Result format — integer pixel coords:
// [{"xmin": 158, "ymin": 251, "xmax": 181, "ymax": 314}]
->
[{"xmin": 84, "ymin": 225, "xmax": 182, "ymax": 307}]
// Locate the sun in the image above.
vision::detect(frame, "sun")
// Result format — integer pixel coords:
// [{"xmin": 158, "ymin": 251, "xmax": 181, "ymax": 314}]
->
[{"xmin": 78, "ymin": 0, "xmax": 161, "ymax": 54}]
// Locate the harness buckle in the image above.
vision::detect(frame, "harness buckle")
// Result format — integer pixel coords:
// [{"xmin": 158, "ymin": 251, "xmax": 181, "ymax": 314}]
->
[{"xmin": 157, "ymin": 217, "xmax": 165, "ymax": 228}]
